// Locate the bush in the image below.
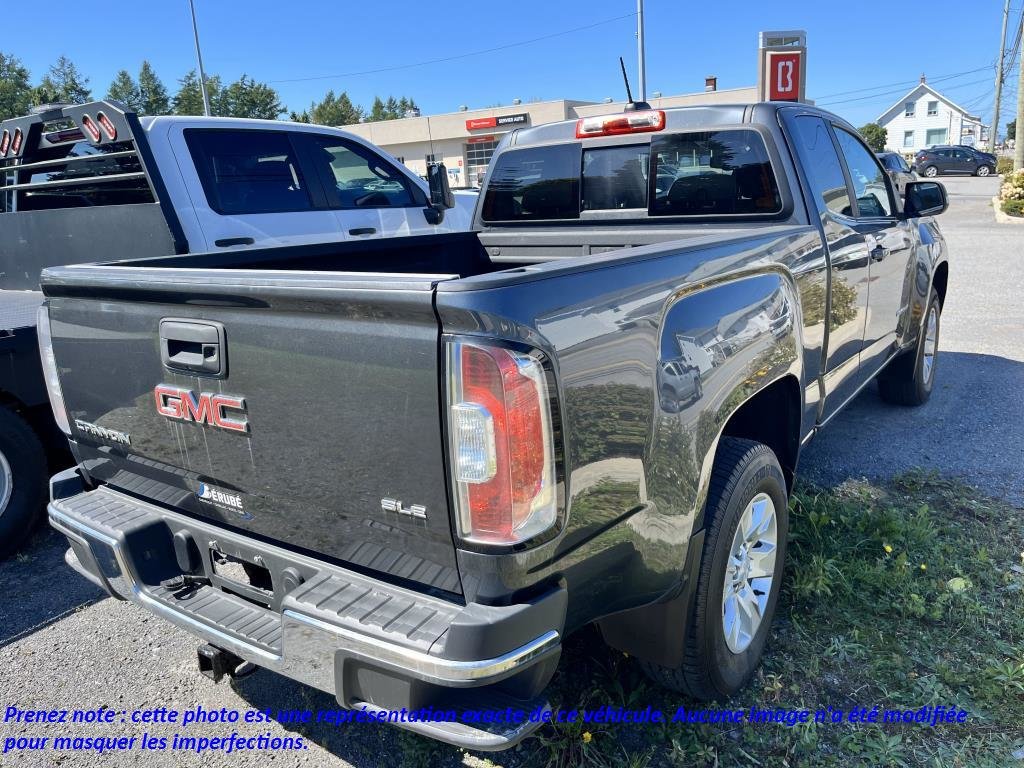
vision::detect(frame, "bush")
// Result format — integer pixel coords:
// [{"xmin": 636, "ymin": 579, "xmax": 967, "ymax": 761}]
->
[
  {"xmin": 1000, "ymin": 198, "xmax": 1024, "ymax": 217},
  {"xmin": 996, "ymin": 156, "xmax": 1014, "ymax": 175},
  {"xmin": 999, "ymin": 169, "xmax": 1024, "ymax": 204}
]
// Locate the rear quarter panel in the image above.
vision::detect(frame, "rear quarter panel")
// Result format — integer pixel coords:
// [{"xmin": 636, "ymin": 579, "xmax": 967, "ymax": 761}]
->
[{"xmin": 437, "ymin": 227, "xmax": 821, "ymax": 628}]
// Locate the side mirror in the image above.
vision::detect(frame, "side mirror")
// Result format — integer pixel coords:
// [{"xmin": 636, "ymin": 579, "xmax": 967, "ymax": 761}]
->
[
  {"xmin": 427, "ymin": 162, "xmax": 454, "ymax": 207},
  {"xmin": 903, "ymin": 181, "xmax": 948, "ymax": 217}
]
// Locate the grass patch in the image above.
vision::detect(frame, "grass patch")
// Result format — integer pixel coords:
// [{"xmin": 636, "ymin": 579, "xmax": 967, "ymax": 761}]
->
[{"xmin": 400, "ymin": 473, "xmax": 1024, "ymax": 767}]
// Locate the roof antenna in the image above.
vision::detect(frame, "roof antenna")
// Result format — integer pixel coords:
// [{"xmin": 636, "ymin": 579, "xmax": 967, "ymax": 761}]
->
[{"xmin": 620, "ymin": 57, "xmax": 651, "ymax": 112}]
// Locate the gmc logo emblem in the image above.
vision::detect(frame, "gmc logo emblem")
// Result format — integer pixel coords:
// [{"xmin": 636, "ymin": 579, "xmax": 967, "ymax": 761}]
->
[{"xmin": 154, "ymin": 385, "xmax": 248, "ymax": 433}]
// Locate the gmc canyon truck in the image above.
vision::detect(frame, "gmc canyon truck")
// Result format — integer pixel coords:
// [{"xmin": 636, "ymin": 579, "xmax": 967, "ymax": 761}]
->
[
  {"xmin": 0, "ymin": 100, "xmax": 468, "ymax": 556},
  {"xmin": 40, "ymin": 102, "xmax": 949, "ymax": 750}
]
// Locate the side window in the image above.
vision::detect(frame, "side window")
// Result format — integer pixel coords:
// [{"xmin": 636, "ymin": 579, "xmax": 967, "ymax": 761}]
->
[
  {"xmin": 185, "ymin": 130, "xmax": 311, "ymax": 215},
  {"xmin": 789, "ymin": 115, "xmax": 852, "ymax": 218},
  {"xmin": 834, "ymin": 128, "xmax": 893, "ymax": 218},
  {"xmin": 304, "ymin": 135, "xmax": 416, "ymax": 209},
  {"xmin": 481, "ymin": 144, "xmax": 581, "ymax": 221}
]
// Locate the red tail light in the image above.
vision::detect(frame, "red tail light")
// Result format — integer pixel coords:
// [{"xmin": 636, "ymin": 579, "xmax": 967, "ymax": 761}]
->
[
  {"xmin": 97, "ymin": 112, "xmax": 117, "ymax": 140},
  {"xmin": 576, "ymin": 109, "xmax": 665, "ymax": 139},
  {"xmin": 80, "ymin": 115, "xmax": 101, "ymax": 142},
  {"xmin": 10, "ymin": 128, "xmax": 22, "ymax": 154},
  {"xmin": 447, "ymin": 340, "xmax": 557, "ymax": 545},
  {"xmin": 0, "ymin": 130, "xmax": 9, "ymax": 156}
]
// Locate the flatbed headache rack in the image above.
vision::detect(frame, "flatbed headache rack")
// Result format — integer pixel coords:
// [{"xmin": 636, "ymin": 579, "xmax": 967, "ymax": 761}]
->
[
  {"xmin": 2, "ymin": 101, "xmax": 147, "ymax": 209},
  {"xmin": 0, "ymin": 101, "xmax": 187, "ymax": 291}
]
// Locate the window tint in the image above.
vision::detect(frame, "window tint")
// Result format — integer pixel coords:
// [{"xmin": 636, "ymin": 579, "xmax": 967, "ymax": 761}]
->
[
  {"xmin": 185, "ymin": 130, "xmax": 311, "ymax": 215},
  {"xmin": 481, "ymin": 144, "xmax": 580, "ymax": 221},
  {"xmin": 834, "ymin": 128, "xmax": 892, "ymax": 217},
  {"xmin": 8, "ymin": 140, "xmax": 153, "ymax": 212},
  {"xmin": 305, "ymin": 135, "xmax": 415, "ymax": 209},
  {"xmin": 582, "ymin": 145, "xmax": 649, "ymax": 211},
  {"xmin": 789, "ymin": 116, "xmax": 851, "ymax": 217},
  {"xmin": 650, "ymin": 130, "xmax": 781, "ymax": 216}
]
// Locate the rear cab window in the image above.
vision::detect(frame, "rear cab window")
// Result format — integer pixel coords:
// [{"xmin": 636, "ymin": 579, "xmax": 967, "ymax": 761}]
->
[
  {"xmin": 185, "ymin": 129, "xmax": 312, "ymax": 215},
  {"xmin": 481, "ymin": 128, "xmax": 783, "ymax": 222}
]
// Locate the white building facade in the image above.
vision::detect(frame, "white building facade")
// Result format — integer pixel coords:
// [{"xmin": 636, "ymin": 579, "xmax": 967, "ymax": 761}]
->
[{"xmin": 877, "ymin": 78, "xmax": 987, "ymax": 153}]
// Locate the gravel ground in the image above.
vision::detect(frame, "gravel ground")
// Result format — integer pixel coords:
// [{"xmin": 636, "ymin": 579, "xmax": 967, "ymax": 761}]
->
[
  {"xmin": 1, "ymin": 175, "xmax": 1018, "ymax": 768},
  {"xmin": 800, "ymin": 175, "xmax": 1024, "ymax": 506}
]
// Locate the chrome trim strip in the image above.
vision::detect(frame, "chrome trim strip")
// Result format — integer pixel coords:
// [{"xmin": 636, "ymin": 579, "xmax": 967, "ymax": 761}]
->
[{"xmin": 282, "ymin": 609, "xmax": 560, "ymax": 686}]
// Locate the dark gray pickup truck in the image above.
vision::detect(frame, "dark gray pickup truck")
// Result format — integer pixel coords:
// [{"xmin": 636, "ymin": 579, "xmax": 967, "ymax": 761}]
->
[{"xmin": 39, "ymin": 102, "xmax": 949, "ymax": 750}]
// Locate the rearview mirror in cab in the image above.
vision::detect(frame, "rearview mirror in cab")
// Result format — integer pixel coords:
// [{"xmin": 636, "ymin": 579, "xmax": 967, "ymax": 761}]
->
[
  {"xmin": 424, "ymin": 162, "xmax": 455, "ymax": 225},
  {"xmin": 903, "ymin": 181, "xmax": 948, "ymax": 218}
]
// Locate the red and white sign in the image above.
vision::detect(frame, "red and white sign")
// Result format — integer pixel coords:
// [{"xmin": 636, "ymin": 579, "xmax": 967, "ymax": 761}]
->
[
  {"xmin": 465, "ymin": 112, "xmax": 528, "ymax": 131},
  {"xmin": 467, "ymin": 134, "xmax": 496, "ymax": 144},
  {"xmin": 767, "ymin": 52, "xmax": 802, "ymax": 101},
  {"xmin": 465, "ymin": 116, "xmax": 498, "ymax": 130}
]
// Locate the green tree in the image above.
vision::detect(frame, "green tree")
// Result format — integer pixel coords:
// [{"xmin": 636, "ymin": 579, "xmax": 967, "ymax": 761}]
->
[
  {"xmin": 368, "ymin": 95, "xmax": 419, "ymax": 121},
  {"xmin": 299, "ymin": 90, "xmax": 362, "ymax": 126},
  {"xmin": 0, "ymin": 51, "xmax": 33, "ymax": 120},
  {"xmin": 172, "ymin": 70, "xmax": 221, "ymax": 116},
  {"xmin": 368, "ymin": 96, "xmax": 387, "ymax": 121},
  {"xmin": 218, "ymin": 75, "xmax": 283, "ymax": 120},
  {"xmin": 138, "ymin": 61, "xmax": 170, "ymax": 115},
  {"xmin": 1007, "ymin": 120, "xmax": 1016, "ymax": 140},
  {"xmin": 107, "ymin": 69, "xmax": 143, "ymax": 111},
  {"xmin": 858, "ymin": 123, "xmax": 887, "ymax": 153},
  {"xmin": 36, "ymin": 55, "xmax": 91, "ymax": 104}
]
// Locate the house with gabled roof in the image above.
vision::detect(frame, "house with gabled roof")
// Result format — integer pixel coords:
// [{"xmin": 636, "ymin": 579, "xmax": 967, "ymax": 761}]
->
[{"xmin": 876, "ymin": 76, "xmax": 987, "ymax": 153}]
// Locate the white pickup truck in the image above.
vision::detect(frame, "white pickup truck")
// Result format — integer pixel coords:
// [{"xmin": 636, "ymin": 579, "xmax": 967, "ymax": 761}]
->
[{"xmin": 0, "ymin": 100, "xmax": 472, "ymax": 556}]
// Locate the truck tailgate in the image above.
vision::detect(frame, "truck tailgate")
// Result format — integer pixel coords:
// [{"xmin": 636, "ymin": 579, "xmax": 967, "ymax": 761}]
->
[{"xmin": 42, "ymin": 266, "xmax": 462, "ymax": 595}]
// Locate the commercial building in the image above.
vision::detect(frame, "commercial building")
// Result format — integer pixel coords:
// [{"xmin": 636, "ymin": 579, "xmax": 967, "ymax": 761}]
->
[
  {"xmin": 340, "ymin": 84, "xmax": 757, "ymax": 187},
  {"xmin": 877, "ymin": 76, "xmax": 988, "ymax": 153}
]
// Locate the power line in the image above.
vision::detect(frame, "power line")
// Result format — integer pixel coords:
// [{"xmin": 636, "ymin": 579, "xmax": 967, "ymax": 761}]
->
[
  {"xmin": 817, "ymin": 76, "xmax": 993, "ymax": 108},
  {"xmin": 269, "ymin": 12, "xmax": 637, "ymax": 84},
  {"xmin": 811, "ymin": 65, "xmax": 991, "ymax": 101}
]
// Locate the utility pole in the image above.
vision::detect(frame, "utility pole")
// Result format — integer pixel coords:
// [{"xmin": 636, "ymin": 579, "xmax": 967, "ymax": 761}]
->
[
  {"xmin": 992, "ymin": 0, "xmax": 1009, "ymax": 149},
  {"xmin": 1015, "ymin": 41, "xmax": 1024, "ymax": 170},
  {"xmin": 636, "ymin": 0, "xmax": 647, "ymax": 102},
  {"xmin": 189, "ymin": 0, "xmax": 212, "ymax": 116}
]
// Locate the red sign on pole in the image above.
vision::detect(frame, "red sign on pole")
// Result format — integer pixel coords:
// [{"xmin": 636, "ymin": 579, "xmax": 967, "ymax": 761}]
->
[{"xmin": 767, "ymin": 52, "xmax": 802, "ymax": 101}]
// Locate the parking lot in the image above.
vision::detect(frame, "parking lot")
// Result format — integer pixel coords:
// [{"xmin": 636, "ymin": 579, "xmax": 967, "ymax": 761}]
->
[{"xmin": 0, "ymin": 175, "xmax": 1019, "ymax": 768}]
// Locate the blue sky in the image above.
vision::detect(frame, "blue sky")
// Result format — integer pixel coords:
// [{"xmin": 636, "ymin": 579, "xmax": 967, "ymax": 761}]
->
[{"xmin": 5, "ymin": 1, "xmax": 1019, "ymax": 132}]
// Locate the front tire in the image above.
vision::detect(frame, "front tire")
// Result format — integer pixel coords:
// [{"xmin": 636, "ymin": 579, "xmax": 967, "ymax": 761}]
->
[
  {"xmin": 878, "ymin": 288, "xmax": 941, "ymax": 406},
  {"xmin": 640, "ymin": 437, "xmax": 788, "ymax": 699},
  {"xmin": 0, "ymin": 407, "xmax": 47, "ymax": 559},
  {"xmin": 976, "ymin": 165, "xmax": 992, "ymax": 177},
  {"xmin": 923, "ymin": 165, "xmax": 939, "ymax": 178}
]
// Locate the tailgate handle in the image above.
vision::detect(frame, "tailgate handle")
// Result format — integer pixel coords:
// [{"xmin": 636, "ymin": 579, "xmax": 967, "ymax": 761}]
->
[{"xmin": 160, "ymin": 319, "xmax": 227, "ymax": 378}]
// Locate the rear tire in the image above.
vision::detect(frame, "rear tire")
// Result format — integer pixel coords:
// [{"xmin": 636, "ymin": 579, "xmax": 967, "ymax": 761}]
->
[
  {"xmin": 923, "ymin": 165, "xmax": 938, "ymax": 177},
  {"xmin": 640, "ymin": 437, "xmax": 788, "ymax": 699},
  {"xmin": 0, "ymin": 407, "xmax": 47, "ymax": 559},
  {"xmin": 878, "ymin": 289, "xmax": 941, "ymax": 407}
]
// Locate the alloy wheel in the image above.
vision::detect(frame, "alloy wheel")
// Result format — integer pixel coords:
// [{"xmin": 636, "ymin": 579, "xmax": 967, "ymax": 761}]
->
[{"xmin": 722, "ymin": 492, "xmax": 778, "ymax": 654}]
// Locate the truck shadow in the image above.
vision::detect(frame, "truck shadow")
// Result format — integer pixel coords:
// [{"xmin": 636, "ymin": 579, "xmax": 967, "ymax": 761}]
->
[
  {"xmin": 0, "ymin": 527, "xmax": 105, "ymax": 650},
  {"xmin": 799, "ymin": 351, "xmax": 1024, "ymax": 506}
]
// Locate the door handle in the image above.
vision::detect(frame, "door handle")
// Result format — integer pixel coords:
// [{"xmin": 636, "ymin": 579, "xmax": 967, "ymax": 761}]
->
[
  {"xmin": 348, "ymin": 227, "xmax": 376, "ymax": 236},
  {"xmin": 159, "ymin": 319, "xmax": 227, "ymax": 377},
  {"xmin": 215, "ymin": 237, "xmax": 255, "ymax": 247}
]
